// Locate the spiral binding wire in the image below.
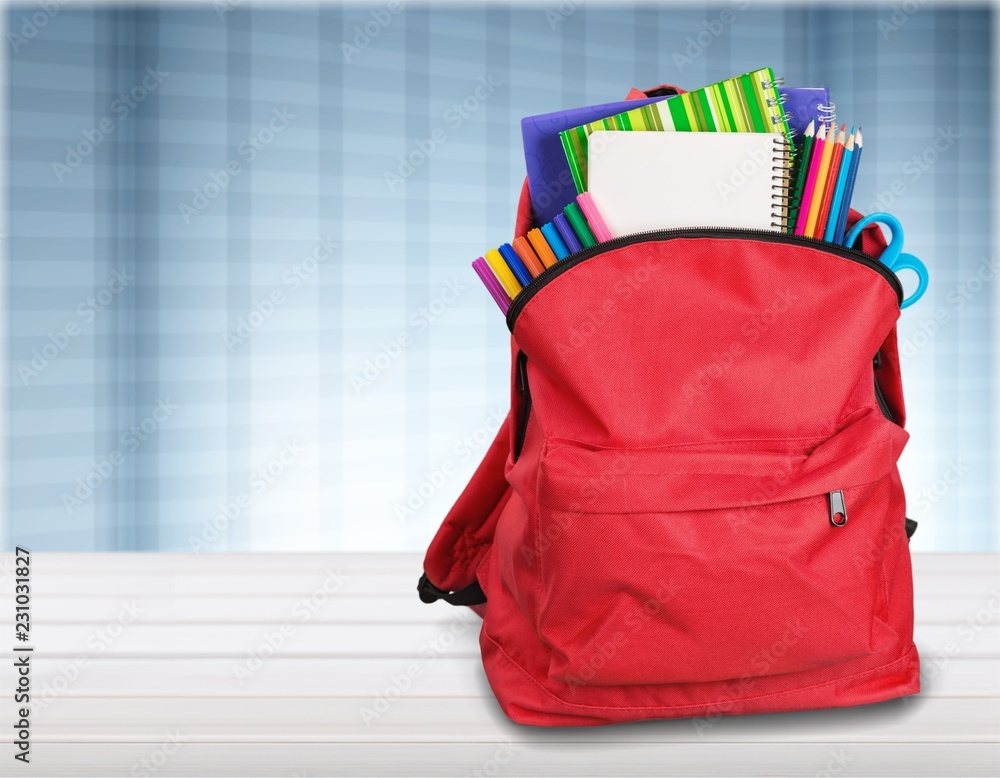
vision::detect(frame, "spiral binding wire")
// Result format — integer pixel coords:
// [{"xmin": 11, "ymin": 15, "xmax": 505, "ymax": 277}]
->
[
  {"xmin": 761, "ymin": 76, "xmax": 785, "ymax": 90},
  {"xmin": 770, "ymin": 136, "xmax": 794, "ymax": 231},
  {"xmin": 817, "ymin": 102, "xmax": 837, "ymax": 123},
  {"xmin": 766, "ymin": 93, "xmax": 788, "ymax": 107}
]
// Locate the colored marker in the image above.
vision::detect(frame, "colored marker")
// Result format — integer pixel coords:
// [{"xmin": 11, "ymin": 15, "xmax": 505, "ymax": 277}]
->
[
  {"xmin": 787, "ymin": 119, "xmax": 815, "ymax": 233},
  {"xmin": 564, "ymin": 203, "xmax": 596, "ymax": 248},
  {"xmin": 527, "ymin": 227, "xmax": 559, "ymax": 268},
  {"xmin": 540, "ymin": 222, "xmax": 570, "ymax": 260},
  {"xmin": 472, "ymin": 258, "xmax": 511, "ymax": 313},
  {"xmin": 553, "ymin": 213, "xmax": 583, "ymax": 254},
  {"xmin": 794, "ymin": 122, "xmax": 827, "ymax": 236},
  {"xmin": 498, "ymin": 243, "xmax": 532, "ymax": 287},
  {"xmin": 804, "ymin": 122, "xmax": 837, "ymax": 237},
  {"xmin": 824, "ymin": 129, "xmax": 854, "ymax": 243},
  {"xmin": 576, "ymin": 192, "xmax": 613, "ymax": 242},
  {"xmin": 484, "ymin": 248, "xmax": 521, "ymax": 299},
  {"xmin": 834, "ymin": 127, "xmax": 863, "ymax": 245},
  {"xmin": 814, "ymin": 124, "xmax": 846, "ymax": 239},
  {"xmin": 512, "ymin": 235, "xmax": 546, "ymax": 277}
]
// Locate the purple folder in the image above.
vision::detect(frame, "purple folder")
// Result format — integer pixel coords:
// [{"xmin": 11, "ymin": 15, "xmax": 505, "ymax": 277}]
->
[{"xmin": 522, "ymin": 97, "xmax": 667, "ymax": 224}]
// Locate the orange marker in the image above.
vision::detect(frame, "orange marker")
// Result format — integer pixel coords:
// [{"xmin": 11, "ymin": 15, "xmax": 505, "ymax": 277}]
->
[
  {"xmin": 527, "ymin": 227, "xmax": 558, "ymax": 269},
  {"xmin": 512, "ymin": 236, "xmax": 545, "ymax": 277}
]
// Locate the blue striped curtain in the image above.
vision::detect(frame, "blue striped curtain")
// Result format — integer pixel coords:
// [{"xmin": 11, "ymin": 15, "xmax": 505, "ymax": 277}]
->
[{"xmin": 3, "ymin": 4, "xmax": 995, "ymax": 551}]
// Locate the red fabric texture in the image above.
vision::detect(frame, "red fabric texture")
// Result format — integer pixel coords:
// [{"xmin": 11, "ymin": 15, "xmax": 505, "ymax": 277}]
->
[{"xmin": 422, "ymin": 134, "xmax": 918, "ymax": 728}]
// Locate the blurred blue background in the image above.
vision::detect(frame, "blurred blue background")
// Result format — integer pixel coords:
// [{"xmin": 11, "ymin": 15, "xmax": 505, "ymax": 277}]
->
[{"xmin": 2, "ymin": 3, "xmax": 995, "ymax": 552}]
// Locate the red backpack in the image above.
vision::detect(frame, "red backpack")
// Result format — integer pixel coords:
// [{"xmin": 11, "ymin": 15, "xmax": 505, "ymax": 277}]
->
[{"xmin": 419, "ymin": 96, "xmax": 920, "ymax": 727}]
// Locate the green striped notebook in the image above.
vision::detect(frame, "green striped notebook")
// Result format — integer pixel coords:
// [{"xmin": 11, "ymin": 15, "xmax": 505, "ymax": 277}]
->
[{"xmin": 560, "ymin": 67, "xmax": 794, "ymax": 194}]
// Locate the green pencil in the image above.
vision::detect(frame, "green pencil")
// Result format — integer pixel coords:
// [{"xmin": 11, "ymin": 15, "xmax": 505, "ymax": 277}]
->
[{"xmin": 787, "ymin": 120, "xmax": 816, "ymax": 233}]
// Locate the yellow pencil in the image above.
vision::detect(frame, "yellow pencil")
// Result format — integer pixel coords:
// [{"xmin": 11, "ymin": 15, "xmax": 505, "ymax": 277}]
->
[
  {"xmin": 484, "ymin": 248, "xmax": 522, "ymax": 299},
  {"xmin": 804, "ymin": 122, "xmax": 837, "ymax": 237}
]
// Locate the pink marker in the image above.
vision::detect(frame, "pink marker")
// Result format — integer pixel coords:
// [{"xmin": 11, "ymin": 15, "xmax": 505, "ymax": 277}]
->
[
  {"xmin": 472, "ymin": 258, "xmax": 511, "ymax": 314},
  {"xmin": 576, "ymin": 192, "xmax": 614, "ymax": 242}
]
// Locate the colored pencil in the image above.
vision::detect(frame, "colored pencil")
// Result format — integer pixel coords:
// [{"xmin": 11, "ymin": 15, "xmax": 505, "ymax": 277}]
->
[
  {"xmin": 804, "ymin": 122, "xmax": 837, "ymax": 237},
  {"xmin": 787, "ymin": 119, "xmax": 816, "ymax": 234},
  {"xmin": 794, "ymin": 122, "xmax": 827, "ymax": 236},
  {"xmin": 834, "ymin": 127, "xmax": 863, "ymax": 245},
  {"xmin": 814, "ymin": 124, "xmax": 846, "ymax": 239},
  {"xmin": 823, "ymin": 129, "xmax": 855, "ymax": 242}
]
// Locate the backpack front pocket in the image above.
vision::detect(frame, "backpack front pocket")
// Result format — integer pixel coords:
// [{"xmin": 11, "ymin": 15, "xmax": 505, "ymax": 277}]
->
[{"xmin": 533, "ymin": 411, "xmax": 905, "ymax": 687}]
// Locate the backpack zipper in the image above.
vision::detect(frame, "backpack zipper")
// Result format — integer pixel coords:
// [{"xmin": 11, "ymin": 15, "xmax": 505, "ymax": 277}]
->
[
  {"xmin": 505, "ymin": 227, "xmax": 903, "ymax": 331},
  {"xmin": 513, "ymin": 350, "xmax": 531, "ymax": 461}
]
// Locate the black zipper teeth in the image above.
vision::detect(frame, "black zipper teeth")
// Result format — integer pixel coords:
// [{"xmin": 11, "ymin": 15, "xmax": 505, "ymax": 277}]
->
[{"xmin": 505, "ymin": 227, "xmax": 904, "ymax": 330}]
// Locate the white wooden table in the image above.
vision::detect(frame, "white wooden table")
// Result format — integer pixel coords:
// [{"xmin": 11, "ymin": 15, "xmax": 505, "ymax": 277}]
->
[{"xmin": 0, "ymin": 553, "xmax": 997, "ymax": 776}]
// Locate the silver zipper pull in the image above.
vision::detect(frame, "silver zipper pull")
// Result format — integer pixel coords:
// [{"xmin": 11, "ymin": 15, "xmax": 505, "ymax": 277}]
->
[{"xmin": 829, "ymin": 490, "xmax": 847, "ymax": 526}]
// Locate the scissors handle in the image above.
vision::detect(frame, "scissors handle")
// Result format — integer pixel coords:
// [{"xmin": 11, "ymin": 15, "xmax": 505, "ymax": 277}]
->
[
  {"xmin": 844, "ymin": 212, "xmax": 927, "ymax": 308},
  {"xmin": 893, "ymin": 253, "xmax": 929, "ymax": 309}
]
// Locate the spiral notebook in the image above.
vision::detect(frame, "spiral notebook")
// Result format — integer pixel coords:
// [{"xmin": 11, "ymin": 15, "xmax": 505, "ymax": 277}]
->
[
  {"xmin": 560, "ymin": 67, "xmax": 793, "ymax": 194},
  {"xmin": 586, "ymin": 131, "xmax": 793, "ymax": 237}
]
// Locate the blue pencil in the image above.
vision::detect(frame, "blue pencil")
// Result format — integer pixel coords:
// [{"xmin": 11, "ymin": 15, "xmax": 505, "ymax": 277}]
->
[
  {"xmin": 835, "ymin": 127, "xmax": 864, "ymax": 246},
  {"xmin": 498, "ymin": 243, "xmax": 532, "ymax": 287},
  {"xmin": 823, "ymin": 128, "xmax": 855, "ymax": 242}
]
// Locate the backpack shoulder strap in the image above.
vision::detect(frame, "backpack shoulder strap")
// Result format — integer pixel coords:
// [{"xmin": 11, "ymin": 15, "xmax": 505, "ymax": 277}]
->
[{"xmin": 417, "ymin": 409, "xmax": 512, "ymax": 606}]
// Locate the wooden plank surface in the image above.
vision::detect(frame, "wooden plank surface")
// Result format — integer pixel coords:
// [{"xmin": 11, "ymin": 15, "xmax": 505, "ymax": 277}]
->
[{"xmin": 0, "ymin": 552, "xmax": 996, "ymax": 777}]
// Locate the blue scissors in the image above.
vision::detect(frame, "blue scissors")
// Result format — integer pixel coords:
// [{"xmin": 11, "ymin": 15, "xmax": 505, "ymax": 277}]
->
[{"xmin": 844, "ymin": 212, "xmax": 928, "ymax": 309}]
